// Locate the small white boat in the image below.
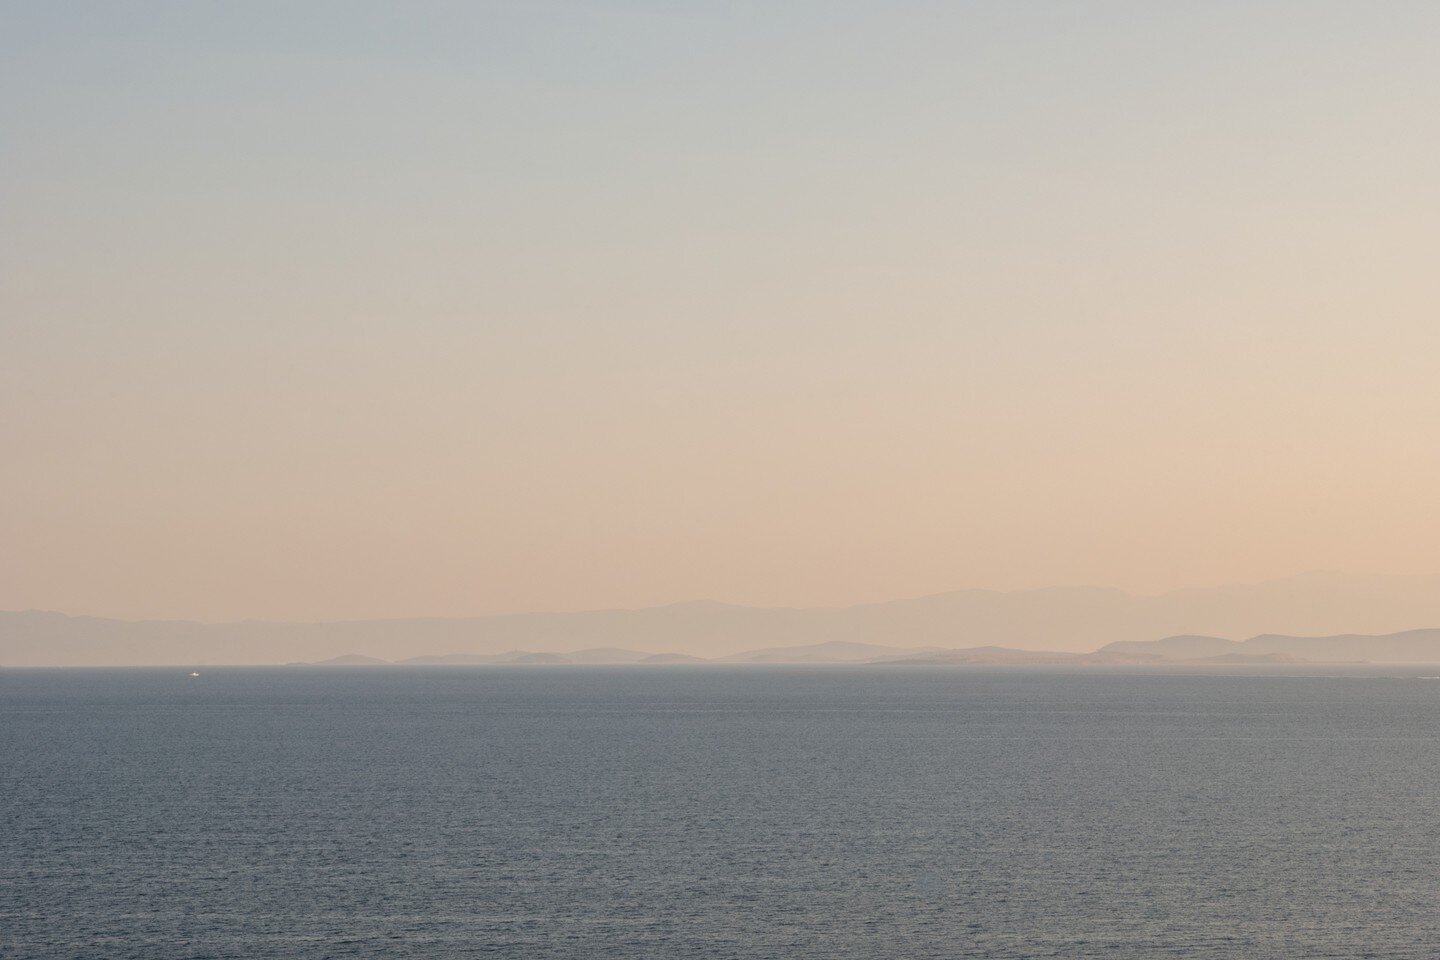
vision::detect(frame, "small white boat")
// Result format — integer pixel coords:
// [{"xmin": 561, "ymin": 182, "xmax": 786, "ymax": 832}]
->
[{"xmin": 189, "ymin": 671, "xmax": 200, "ymax": 678}]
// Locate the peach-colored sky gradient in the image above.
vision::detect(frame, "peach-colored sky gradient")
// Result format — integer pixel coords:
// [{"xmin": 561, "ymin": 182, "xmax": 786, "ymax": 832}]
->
[{"xmin": 4, "ymin": 2, "xmax": 1439, "ymax": 621}]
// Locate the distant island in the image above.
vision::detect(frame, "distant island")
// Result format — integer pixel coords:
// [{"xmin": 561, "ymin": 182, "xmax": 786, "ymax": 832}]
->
[
  {"xmin": 6, "ymin": 573, "xmax": 1440, "ymax": 666},
  {"xmin": 283, "ymin": 632, "xmax": 1440, "ymax": 667}
]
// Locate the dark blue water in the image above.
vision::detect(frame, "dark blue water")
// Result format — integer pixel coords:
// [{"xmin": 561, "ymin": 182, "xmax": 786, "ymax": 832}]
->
[{"xmin": 4, "ymin": 666, "xmax": 1440, "ymax": 958}]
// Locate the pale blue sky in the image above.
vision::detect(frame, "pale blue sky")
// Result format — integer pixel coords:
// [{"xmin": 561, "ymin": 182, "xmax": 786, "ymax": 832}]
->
[{"xmin": 4, "ymin": 2, "xmax": 1439, "ymax": 620}]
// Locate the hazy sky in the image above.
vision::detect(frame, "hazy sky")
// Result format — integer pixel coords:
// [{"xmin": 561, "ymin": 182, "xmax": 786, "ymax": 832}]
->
[{"xmin": 4, "ymin": 1, "xmax": 1439, "ymax": 622}]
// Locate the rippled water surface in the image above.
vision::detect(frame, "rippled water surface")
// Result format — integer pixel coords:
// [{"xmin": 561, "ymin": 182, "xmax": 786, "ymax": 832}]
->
[{"xmin": 4, "ymin": 666, "xmax": 1440, "ymax": 958}]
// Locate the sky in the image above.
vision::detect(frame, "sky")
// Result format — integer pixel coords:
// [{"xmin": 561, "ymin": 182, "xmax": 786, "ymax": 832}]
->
[{"xmin": 3, "ymin": 1, "xmax": 1439, "ymax": 622}]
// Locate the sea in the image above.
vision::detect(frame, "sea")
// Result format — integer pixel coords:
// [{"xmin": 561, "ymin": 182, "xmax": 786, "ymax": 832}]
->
[{"xmin": 3, "ymin": 665, "xmax": 1440, "ymax": 959}]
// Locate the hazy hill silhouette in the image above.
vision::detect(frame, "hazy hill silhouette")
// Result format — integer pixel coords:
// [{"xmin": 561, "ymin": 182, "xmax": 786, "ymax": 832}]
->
[
  {"xmin": 4, "ymin": 572, "xmax": 1440, "ymax": 666},
  {"xmin": 1100, "ymin": 629, "xmax": 1440, "ymax": 663}
]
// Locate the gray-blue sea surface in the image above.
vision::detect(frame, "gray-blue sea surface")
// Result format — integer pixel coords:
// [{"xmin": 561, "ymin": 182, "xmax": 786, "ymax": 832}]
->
[{"xmin": 3, "ymin": 666, "xmax": 1440, "ymax": 958}]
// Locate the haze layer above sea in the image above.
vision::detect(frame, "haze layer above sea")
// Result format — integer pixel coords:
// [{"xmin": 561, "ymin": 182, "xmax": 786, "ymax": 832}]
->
[{"xmin": 6, "ymin": 572, "xmax": 1440, "ymax": 667}]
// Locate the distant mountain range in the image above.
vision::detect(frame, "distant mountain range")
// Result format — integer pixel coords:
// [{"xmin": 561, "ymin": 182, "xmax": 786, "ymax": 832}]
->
[
  {"xmin": 5, "ymin": 572, "xmax": 1440, "ymax": 666},
  {"xmin": 1098, "ymin": 630, "xmax": 1440, "ymax": 663},
  {"xmin": 293, "ymin": 631, "xmax": 1440, "ymax": 667}
]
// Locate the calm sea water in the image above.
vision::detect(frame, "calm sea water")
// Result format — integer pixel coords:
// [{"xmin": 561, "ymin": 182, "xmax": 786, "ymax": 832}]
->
[{"xmin": 4, "ymin": 666, "xmax": 1440, "ymax": 958}]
